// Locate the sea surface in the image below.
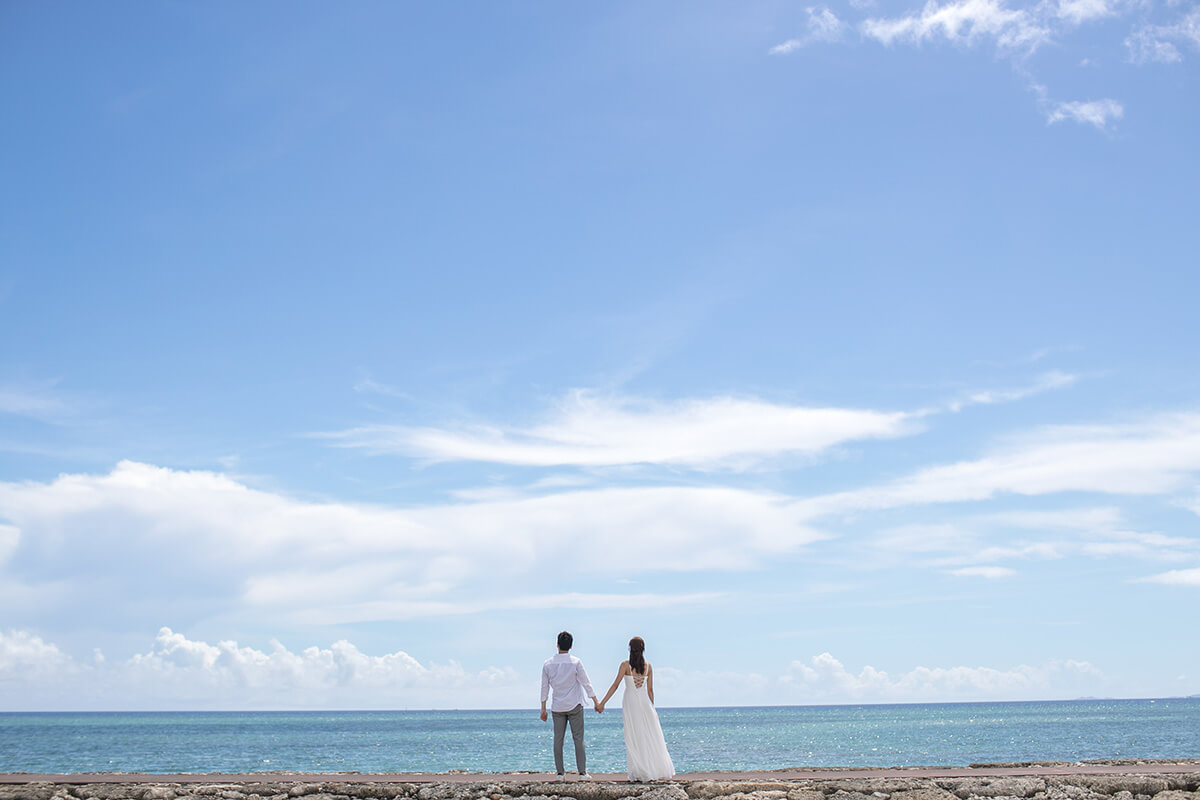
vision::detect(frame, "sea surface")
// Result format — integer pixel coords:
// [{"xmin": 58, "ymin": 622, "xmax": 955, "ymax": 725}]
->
[{"xmin": 2, "ymin": 699, "xmax": 1198, "ymax": 775}]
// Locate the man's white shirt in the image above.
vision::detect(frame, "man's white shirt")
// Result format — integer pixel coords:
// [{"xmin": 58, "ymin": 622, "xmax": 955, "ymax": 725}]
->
[{"xmin": 541, "ymin": 653, "xmax": 596, "ymax": 712}]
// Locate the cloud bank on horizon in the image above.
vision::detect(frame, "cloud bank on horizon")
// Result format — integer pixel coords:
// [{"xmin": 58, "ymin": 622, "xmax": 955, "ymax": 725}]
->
[{"xmin": 0, "ymin": 627, "xmax": 1103, "ymax": 710}]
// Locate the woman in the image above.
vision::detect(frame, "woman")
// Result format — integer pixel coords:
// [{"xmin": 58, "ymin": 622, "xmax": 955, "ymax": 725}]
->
[{"xmin": 597, "ymin": 637, "xmax": 675, "ymax": 781}]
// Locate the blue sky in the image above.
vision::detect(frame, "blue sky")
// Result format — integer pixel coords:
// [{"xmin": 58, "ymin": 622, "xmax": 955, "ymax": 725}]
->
[{"xmin": 1, "ymin": 0, "xmax": 1198, "ymax": 711}]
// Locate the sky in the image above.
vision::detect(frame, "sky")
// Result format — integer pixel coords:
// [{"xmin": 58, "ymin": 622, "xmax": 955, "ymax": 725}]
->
[{"xmin": 0, "ymin": 0, "xmax": 1198, "ymax": 711}]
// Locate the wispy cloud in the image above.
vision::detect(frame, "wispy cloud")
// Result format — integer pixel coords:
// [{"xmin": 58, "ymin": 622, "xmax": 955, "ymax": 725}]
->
[
  {"xmin": 797, "ymin": 412, "xmax": 1200, "ymax": 518},
  {"xmin": 1125, "ymin": 7, "xmax": 1200, "ymax": 64},
  {"xmin": 948, "ymin": 564, "xmax": 1017, "ymax": 578},
  {"xmin": 770, "ymin": 7, "xmax": 847, "ymax": 53},
  {"xmin": 859, "ymin": 0, "xmax": 1050, "ymax": 51},
  {"xmin": 1082, "ymin": 530, "xmax": 1200, "ymax": 559},
  {"xmin": 325, "ymin": 374, "xmax": 1077, "ymax": 471},
  {"xmin": 353, "ymin": 377, "xmax": 411, "ymax": 400},
  {"xmin": 1047, "ymin": 98, "xmax": 1125, "ymax": 129},
  {"xmin": 1029, "ymin": 81, "xmax": 1125, "ymax": 130},
  {"xmin": 1137, "ymin": 566, "xmax": 1200, "ymax": 586},
  {"xmin": 0, "ymin": 379, "xmax": 74, "ymax": 422},
  {"xmin": 974, "ymin": 506, "xmax": 1121, "ymax": 529},
  {"xmin": 322, "ymin": 391, "xmax": 917, "ymax": 469},
  {"xmin": 289, "ymin": 592, "xmax": 725, "ymax": 626},
  {"xmin": 946, "ymin": 370, "xmax": 1078, "ymax": 412},
  {"xmin": 869, "ymin": 508, "xmax": 1198, "ymax": 574},
  {"xmin": 1056, "ymin": 0, "xmax": 1116, "ymax": 25},
  {"xmin": 769, "ymin": 0, "xmax": 1174, "ymax": 128},
  {"xmin": 974, "ymin": 345, "xmax": 1082, "ymax": 367}
]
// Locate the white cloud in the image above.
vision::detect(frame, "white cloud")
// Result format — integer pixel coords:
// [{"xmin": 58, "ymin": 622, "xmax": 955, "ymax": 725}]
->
[
  {"xmin": 1047, "ymin": 98, "xmax": 1124, "ymax": 129},
  {"xmin": 1057, "ymin": 0, "xmax": 1113, "ymax": 24},
  {"xmin": 782, "ymin": 652, "xmax": 1100, "ymax": 700},
  {"xmin": 130, "ymin": 627, "xmax": 515, "ymax": 690},
  {"xmin": 0, "ymin": 633, "xmax": 1112, "ymax": 709},
  {"xmin": 770, "ymin": 7, "xmax": 847, "ymax": 53},
  {"xmin": 0, "ymin": 628, "xmax": 519, "ymax": 710},
  {"xmin": 322, "ymin": 390, "xmax": 916, "ymax": 469},
  {"xmin": 770, "ymin": 39, "xmax": 807, "ymax": 55},
  {"xmin": 860, "ymin": 0, "xmax": 1050, "ymax": 52},
  {"xmin": 1126, "ymin": 7, "xmax": 1200, "ymax": 63},
  {"xmin": 948, "ymin": 565, "xmax": 1017, "ymax": 578},
  {"xmin": 796, "ymin": 412, "xmax": 1200, "ymax": 518},
  {"xmin": 0, "ymin": 461, "xmax": 823, "ymax": 627},
  {"xmin": 0, "ymin": 629, "xmax": 73, "ymax": 676},
  {"xmin": 1137, "ymin": 566, "xmax": 1200, "ymax": 586},
  {"xmin": 327, "ymin": 377, "xmax": 1076, "ymax": 471}
]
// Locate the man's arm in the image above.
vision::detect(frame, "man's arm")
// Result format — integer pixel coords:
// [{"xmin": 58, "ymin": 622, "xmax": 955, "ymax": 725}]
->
[
  {"xmin": 578, "ymin": 661, "xmax": 600, "ymax": 712},
  {"xmin": 539, "ymin": 663, "xmax": 550, "ymax": 721}
]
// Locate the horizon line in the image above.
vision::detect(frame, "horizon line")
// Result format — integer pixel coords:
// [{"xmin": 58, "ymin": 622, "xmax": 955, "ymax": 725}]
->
[{"xmin": 4, "ymin": 694, "xmax": 1197, "ymax": 714}]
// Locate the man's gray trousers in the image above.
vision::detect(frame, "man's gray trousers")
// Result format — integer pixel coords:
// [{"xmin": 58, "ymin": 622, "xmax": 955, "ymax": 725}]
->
[{"xmin": 551, "ymin": 703, "xmax": 585, "ymax": 775}]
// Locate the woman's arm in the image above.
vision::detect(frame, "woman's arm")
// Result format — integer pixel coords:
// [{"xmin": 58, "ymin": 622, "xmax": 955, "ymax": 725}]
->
[
  {"xmin": 647, "ymin": 663, "xmax": 655, "ymax": 705},
  {"xmin": 597, "ymin": 661, "xmax": 630, "ymax": 710}
]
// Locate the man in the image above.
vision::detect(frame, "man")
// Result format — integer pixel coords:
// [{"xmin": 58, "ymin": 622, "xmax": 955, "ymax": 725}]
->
[{"xmin": 539, "ymin": 630, "xmax": 601, "ymax": 779}]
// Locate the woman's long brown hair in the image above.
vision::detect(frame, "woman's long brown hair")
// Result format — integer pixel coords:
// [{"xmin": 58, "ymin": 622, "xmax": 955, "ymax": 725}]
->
[{"xmin": 629, "ymin": 636, "xmax": 646, "ymax": 675}]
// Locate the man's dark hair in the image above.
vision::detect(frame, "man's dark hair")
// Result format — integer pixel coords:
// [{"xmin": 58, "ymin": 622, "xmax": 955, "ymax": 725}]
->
[{"xmin": 557, "ymin": 631, "xmax": 573, "ymax": 651}]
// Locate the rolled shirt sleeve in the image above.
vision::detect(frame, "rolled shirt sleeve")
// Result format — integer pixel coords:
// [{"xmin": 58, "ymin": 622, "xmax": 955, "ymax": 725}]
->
[{"xmin": 540, "ymin": 662, "xmax": 551, "ymax": 704}]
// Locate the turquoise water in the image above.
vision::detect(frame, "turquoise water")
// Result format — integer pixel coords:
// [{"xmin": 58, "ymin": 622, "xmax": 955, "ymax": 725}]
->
[{"xmin": 1, "ymin": 699, "xmax": 1197, "ymax": 774}]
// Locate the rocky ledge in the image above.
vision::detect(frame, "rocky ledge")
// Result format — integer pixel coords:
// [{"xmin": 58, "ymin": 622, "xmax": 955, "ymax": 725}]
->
[{"xmin": 4, "ymin": 764, "xmax": 1200, "ymax": 800}]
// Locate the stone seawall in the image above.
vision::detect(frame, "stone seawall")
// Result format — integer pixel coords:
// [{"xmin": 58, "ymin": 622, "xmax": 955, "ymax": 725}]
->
[{"xmin": 4, "ymin": 764, "xmax": 1199, "ymax": 800}]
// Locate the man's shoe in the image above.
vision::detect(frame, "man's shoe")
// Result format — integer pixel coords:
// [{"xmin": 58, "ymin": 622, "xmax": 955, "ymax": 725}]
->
[
  {"xmin": 579, "ymin": 774, "xmax": 594, "ymax": 781},
  {"xmin": 555, "ymin": 774, "xmax": 565, "ymax": 781}
]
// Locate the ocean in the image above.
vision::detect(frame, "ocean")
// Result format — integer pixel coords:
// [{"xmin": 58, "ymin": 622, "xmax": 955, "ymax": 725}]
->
[{"xmin": 2, "ymin": 699, "xmax": 1197, "ymax": 775}]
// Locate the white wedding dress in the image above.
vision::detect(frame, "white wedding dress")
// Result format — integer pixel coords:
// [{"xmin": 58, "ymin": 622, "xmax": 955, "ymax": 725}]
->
[{"xmin": 621, "ymin": 671, "xmax": 675, "ymax": 781}]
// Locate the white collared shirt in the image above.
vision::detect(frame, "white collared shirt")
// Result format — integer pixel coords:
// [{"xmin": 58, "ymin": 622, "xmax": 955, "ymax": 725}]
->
[{"xmin": 540, "ymin": 653, "xmax": 596, "ymax": 712}]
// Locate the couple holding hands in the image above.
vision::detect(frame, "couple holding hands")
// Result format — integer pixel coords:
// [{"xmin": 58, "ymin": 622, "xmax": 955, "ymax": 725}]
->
[{"xmin": 539, "ymin": 631, "xmax": 675, "ymax": 782}]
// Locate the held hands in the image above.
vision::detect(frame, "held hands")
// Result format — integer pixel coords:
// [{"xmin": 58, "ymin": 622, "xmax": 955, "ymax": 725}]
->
[{"xmin": 594, "ymin": 699, "xmax": 604, "ymax": 713}]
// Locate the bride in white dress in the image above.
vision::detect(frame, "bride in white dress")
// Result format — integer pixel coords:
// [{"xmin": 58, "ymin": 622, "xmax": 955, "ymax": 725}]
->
[{"xmin": 597, "ymin": 637, "xmax": 675, "ymax": 782}]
